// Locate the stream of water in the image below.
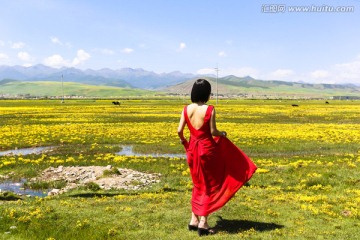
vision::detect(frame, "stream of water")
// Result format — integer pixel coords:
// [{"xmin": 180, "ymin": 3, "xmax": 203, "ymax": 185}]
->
[
  {"xmin": 0, "ymin": 146, "xmax": 52, "ymax": 156},
  {"xmin": 116, "ymin": 145, "xmax": 185, "ymax": 158},
  {"xmin": 0, "ymin": 180, "xmax": 47, "ymax": 197}
]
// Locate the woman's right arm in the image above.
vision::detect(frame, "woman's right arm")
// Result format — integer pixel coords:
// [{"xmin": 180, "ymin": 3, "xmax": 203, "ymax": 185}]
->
[
  {"xmin": 177, "ymin": 110, "xmax": 187, "ymax": 143},
  {"xmin": 210, "ymin": 108, "xmax": 227, "ymax": 137}
]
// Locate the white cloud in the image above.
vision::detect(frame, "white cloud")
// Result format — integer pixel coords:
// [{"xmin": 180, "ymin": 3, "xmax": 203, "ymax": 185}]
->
[
  {"xmin": 50, "ymin": 36, "xmax": 63, "ymax": 45},
  {"xmin": 178, "ymin": 42, "xmax": 186, "ymax": 51},
  {"xmin": 222, "ymin": 67, "xmax": 260, "ymax": 78},
  {"xmin": 334, "ymin": 59, "xmax": 360, "ymax": 80},
  {"xmin": 43, "ymin": 54, "xmax": 69, "ymax": 68},
  {"xmin": 122, "ymin": 48, "xmax": 134, "ymax": 54},
  {"xmin": 269, "ymin": 69, "xmax": 295, "ymax": 79},
  {"xmin": 0, "ymin": 53, "xmax": 9, "ymax": 62},
  {"xmin": 50, "ymin": 36, "xmax": 72, "ymax": 48},
  {"xmin": 43, "ymin": 49, "xmax": 91, "ymax": 68},
  {"xmin": 0, "ymin": 40, "xmax": 5, "ymax": 47},
  {"xmin": 93, "ymin": 48, "xmax": 115, "ymax": 55},
  {"xmin": 17, "ymin": 51, "xmax": 32, "ymax": 62},
  {"xmin": 197, "ymin": 68, "xmax": 216, "ymax": 75},
  {"xmin": 11, "ymin": 41, "xmax": 25, "ymax": 49},
  {"xmin": 310, "ymin": 70, "xmax": 329, "ymax": 79},
  {"xmin": 303, "ymin": 55, "xmax": 360, "ymax": 84},
  {"xmin": 218, "ymin": 51, "xmax": 226, "ymax": 57},
  {"xmin": 72, "ymin": 49, "xmax": 91, "ymax": 66}
]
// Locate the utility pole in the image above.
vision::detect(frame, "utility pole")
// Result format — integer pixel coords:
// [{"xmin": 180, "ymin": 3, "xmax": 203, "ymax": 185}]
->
[
  {"xmin": 214, "ymin": 65, "xmax": 219, "ymax": 105},
  {"xmin": 61, "ymin": 74, "xmax": 64, "ymax": 103}
]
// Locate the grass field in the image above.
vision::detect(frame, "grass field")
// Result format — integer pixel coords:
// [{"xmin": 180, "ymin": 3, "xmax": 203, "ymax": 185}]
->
[
  {"xmin": 0, "ymin": 80, "xmax": 156, "ymax": 98},
  {"xmin": 0, "ymin": 99, "xmax": 359, "ymax": 239}
]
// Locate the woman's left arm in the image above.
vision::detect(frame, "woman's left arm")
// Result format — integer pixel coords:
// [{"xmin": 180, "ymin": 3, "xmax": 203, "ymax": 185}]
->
[{"xmin": 210, "ymin": 108, "xmax": 227, "ymax": 137}]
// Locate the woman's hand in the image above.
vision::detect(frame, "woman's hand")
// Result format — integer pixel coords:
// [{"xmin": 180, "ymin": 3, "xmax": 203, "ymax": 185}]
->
[{"xmin": 180, "ymin": 138, "xmax": 189, "ymax": 149}]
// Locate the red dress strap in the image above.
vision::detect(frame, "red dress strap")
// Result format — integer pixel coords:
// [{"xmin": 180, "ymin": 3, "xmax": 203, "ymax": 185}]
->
[
  {"xmin": 183, "ymin": 105, "xmax": 190, "ymax": 127},
  {"xmin": 204, "ymin": 105, "xmax": 214, "ymax": 123}
]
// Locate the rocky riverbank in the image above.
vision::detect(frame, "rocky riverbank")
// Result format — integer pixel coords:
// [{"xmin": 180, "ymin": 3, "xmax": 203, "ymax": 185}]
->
[{"xmin": 30, "ymin": 165, "xmax": 161, "ymax": 196}]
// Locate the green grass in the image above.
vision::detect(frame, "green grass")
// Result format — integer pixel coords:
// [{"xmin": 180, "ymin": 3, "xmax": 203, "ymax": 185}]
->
[
  {"xmin": 0, "ymin": 81, "xmax": 156, "ymax": 97},
  {"xmin": 0, "ymin": 99, "xmax": 359, "ymax": 239}
]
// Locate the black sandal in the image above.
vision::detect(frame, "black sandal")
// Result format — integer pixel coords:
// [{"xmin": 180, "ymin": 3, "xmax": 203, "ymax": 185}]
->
[
  {"xmin": 198, "ymin": 227, "xmax": 215, "ymax": 236},
  {"xmin": 188, "ymin": 224, "xmax": 198, "ymax": 231}
]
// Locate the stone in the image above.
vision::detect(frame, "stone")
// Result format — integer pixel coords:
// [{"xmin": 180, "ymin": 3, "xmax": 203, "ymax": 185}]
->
[
  {"xmin": 54, "ymin": 166, "xmax": 63, "ymax": 173},
  {"xmin": 48, "ymin": 189, "xmax": 61, "ymax": 196}
]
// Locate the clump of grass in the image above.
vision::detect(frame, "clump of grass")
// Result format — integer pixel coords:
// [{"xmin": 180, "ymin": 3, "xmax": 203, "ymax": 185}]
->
[
  {"xmin": 0, "ymin": 191, "xmax": 21, "ymax": 200},
  {"xmin": 102, "ymin": 167, "xmax": 121, "ymax": 177},
  {"xmin": 130, "ymin": 180, "xmax": 142, "ymax": 186},
  {"xmin": 82, "ymin": 182, "xmax": 101, "ymax": 191}
]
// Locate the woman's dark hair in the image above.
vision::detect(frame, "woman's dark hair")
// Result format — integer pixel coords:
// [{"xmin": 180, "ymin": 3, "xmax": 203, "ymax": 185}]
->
[{"xmin": 191, "ymin": 79, "xmax": 211, "ymax": 103}]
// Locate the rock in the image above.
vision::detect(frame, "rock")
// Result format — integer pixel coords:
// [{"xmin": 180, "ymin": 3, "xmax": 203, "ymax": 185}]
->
[
  {"xmin": 106, "ymin": 165, "xmax": 112, "ymax": 170},
  {"xmin": 57, "ymin": 166, "xmax": 63, "ymax": 172},
  {"xmin": 48, "ymin": 189, "xmax": 61, "ymax": 196},
  {"xmin": 342, "ymin": 210, "xmax": 351, "ymax": 217}
]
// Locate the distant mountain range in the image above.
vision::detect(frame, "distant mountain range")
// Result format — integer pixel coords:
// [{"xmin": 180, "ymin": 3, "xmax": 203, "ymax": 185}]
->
[
  {"xmin": 164, "ymin": 75, "xmax": 360, "ymax": 98},
  {"xmin": 0, "ymin": 64, "xmax": 195, "ymax": 89},
  {"xmin": 0, "ymin": 65, "xmax": 359, "ymax": 98}
]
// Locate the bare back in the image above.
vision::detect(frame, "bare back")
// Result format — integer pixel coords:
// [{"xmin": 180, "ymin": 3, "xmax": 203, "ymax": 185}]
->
[{"xmin": 186, "ymin": 103, "xmax": 210, "ymax": 130}]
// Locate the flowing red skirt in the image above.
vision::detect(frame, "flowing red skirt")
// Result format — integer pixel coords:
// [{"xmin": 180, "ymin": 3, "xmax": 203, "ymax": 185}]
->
[{"xmin": 186, "ymin": 136, "xmax": 257, "ymax": 216}]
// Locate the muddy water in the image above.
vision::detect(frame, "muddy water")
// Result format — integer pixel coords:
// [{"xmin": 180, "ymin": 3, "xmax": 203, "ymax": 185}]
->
[{"xmin": 116, "ymin": 145, "xmax": 185, "ymax": 158}]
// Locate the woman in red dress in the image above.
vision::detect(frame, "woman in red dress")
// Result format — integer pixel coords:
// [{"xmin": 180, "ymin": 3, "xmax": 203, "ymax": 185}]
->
[{"xmin": 177, "ymin": 79, "xmax": 257, "ymax": 236}]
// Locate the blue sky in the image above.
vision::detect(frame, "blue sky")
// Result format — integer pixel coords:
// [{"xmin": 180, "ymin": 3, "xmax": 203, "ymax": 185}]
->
[{"xmin": 0, "ymin": 0, "xmax": 359, "ymax": 84}]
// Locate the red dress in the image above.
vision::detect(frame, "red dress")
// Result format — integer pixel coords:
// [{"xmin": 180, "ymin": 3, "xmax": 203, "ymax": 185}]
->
[{"xmin": 184, "ymin": 105, "xmax": 257, "ymax": 216}]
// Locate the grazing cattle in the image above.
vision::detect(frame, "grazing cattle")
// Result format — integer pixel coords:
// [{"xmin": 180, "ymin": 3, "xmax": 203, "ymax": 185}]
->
[
  {"xmin": 291, "ymin": 104, "xmax": 299, "ymax": 107},
  {"xmin": 325, "ymin": 101, "xmax": 329, "ymax": 104},
  {"xmin": 112, "ymin": 101, "xmax": 120, "ymax": 105}
]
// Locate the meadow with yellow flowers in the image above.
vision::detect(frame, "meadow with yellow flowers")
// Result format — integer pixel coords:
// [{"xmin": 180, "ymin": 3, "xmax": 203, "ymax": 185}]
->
[{"xmin": 0, "ymin": 99, "xmax": 359, "ymax": 239}]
